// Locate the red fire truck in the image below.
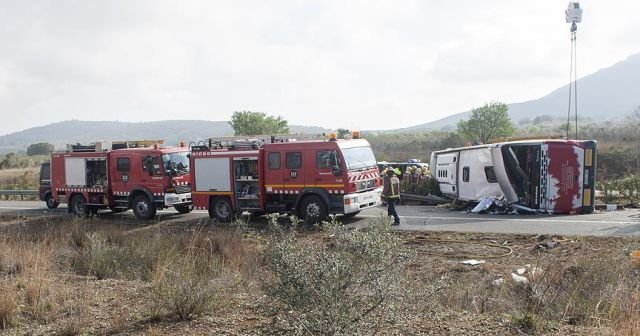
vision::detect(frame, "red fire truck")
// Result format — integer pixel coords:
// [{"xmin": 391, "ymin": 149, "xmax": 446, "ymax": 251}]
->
[
  {"xmin": 190, "ymin": 134, "xmax": 382, "ymax": 222},
  {"xmin": 50, "ymin": 140, "xmax": 192, "ymax": 219}
]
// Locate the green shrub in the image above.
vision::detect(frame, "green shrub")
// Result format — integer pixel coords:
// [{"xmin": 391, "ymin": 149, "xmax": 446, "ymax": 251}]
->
[
  {"xmin": 64, "ymin": 230, "xmax": 173, "ymax": 281},
  {"xmin": 262, "ymin": 215, "xmax": 407, "ymax": 335}
]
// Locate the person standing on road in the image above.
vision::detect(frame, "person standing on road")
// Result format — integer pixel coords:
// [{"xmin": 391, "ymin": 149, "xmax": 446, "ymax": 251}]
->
[{"xmin": 382, "ymin": 168, "xmax": 401, "ymax": 225}]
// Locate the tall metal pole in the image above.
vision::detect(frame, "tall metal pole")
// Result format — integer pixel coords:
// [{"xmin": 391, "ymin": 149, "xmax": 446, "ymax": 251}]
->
[
  {"xmin": 566, "ymin": 28, "xmax": 575, "ymax": 139},
  {"xmin": 565, "ymin": 3, "xmax": 582, "ymax": 140}
]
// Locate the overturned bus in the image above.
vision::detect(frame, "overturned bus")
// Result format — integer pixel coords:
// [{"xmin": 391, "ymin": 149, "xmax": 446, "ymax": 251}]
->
[{"xmin": 430, "ymin": 139, "xmax": 596, "ymax": 214}]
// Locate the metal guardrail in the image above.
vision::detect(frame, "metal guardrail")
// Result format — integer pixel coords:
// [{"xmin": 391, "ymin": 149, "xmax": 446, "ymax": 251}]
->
[
  {"xmin": 400, "ymin": 192, "xmax": 449, "ymax": 205},
  {"xmin": 0, "ymin": 189, "xmax": 39, "ymax": 200}
]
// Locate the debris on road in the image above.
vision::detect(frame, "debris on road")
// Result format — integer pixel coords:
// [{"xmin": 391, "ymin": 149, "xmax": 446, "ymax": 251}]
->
[
  {"xmin": 461, "ymin": 259, "xmax": 485, "ymax": 266},
  {"xmin": 511, "ymin": 273, "xmax": 529, "ymax": 285}
]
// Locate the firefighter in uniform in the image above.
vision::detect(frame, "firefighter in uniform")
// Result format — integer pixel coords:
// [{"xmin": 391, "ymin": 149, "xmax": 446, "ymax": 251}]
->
[{"xmin": 382, "ymin": 168, "xmax": 401, "ymax": 225}]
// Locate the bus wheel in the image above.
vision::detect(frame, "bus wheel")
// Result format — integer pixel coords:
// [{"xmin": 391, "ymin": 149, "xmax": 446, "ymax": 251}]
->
[
  {"xmin": 70, "ymin": 195, "xmax": 87, "ymax": 217},
  {"xmin": 174, "ymin": 204, "xmax": 193, "ymax": 214},
  {"xmin": 210, "ymin": 197, "xmax": 233, "ymax": 222},
  {"xmin": 45, "ymin": 193, "xmax": 59, "ymax": 209},
  {"xmin": 132, "ymin": 195, "xmax": 157, "ymax": 220},
  {"xmin": 298, "ymin": 195, "xmax": 328, "ymax": 224}
]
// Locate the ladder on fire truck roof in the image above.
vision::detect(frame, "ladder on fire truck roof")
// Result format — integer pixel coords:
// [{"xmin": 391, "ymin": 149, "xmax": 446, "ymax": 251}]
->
[
  {"xmin": 191, "ymin": 134, "xmax": 326, "ymax": 151},
  {"xmin": 66, "ymin": 140, "xmax": 165, "ymax": 152}
]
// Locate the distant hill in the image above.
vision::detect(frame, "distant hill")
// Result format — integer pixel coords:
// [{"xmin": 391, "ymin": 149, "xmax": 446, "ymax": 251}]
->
[
  {"xmin": 399, "ymin": 53, "xmax": 640, "ymax": 132},
  {"xmin": 0, "ymin": 120, "xmax": 330, "ymax": 154}
]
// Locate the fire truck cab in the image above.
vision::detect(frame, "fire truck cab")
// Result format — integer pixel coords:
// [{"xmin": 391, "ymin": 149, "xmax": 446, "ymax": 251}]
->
[
  {"xmin": 191, "ymin": 135, "xmax": 382, "ymax": 222},
  {"xmin": 50, "ymin": 140, "xmax": 192, "ymax": 219}
]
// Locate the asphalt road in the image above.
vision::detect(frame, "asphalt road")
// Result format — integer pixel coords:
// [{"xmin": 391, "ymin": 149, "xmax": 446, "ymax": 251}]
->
[{"xmin": 1, "ymin": 201, "xmax": 639, "ymax": 237}]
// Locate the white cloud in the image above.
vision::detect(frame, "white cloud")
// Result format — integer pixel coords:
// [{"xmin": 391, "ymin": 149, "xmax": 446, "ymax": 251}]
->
[{"xmin": 0, "ymin": 0, "xmax": 639, "ymax": 135}]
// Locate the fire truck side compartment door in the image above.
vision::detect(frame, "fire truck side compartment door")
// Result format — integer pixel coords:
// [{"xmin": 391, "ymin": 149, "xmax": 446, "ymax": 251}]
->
[
  {"xmin": 195, "ymin": 157, "xmax": 231, "ymax": 192},
  {"xmin": 110, "ymin": 154, "xmax": 133, "ymax": 192},
  {"xmin": 65, "ymin": 158, "xmax": 86, "ymax": 186}
]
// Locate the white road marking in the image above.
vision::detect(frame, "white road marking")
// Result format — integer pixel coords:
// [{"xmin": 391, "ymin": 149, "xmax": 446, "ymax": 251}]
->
[
  {"xmin": 0, "ymin": 207, "xmax": 41, "ymax": 210},
  {"xmin": 357, "ymin": 214, "xmax": 639, "ymax": 225}
]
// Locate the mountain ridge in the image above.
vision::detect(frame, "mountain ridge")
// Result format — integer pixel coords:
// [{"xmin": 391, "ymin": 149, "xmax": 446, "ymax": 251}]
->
[
  {"xmin": 0, "ymin": 120, "xmax": 329, "ymax": 154},
  {"xmin": 396, "ymin": 53, "xmax": 640, "ymax": 132}
]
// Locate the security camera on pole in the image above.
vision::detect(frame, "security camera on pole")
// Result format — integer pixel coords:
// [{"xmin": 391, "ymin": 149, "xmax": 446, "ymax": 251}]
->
[{"xmin": 565, "ymin": 2, "xmax": 582, "ymax": 139}]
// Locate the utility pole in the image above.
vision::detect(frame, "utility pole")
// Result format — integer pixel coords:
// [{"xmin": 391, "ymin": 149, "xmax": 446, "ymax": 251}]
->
[{"xmin": 565, "ymin": 2, "xmax": 582, "ymax": 139}]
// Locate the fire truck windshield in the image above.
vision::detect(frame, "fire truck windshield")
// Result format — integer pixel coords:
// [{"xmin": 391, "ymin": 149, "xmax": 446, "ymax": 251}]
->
[
  {"xmin": 342, "ymin": 146, "xmax": 377, "ymax": 171},
  {"xmin": 162, "ymin": 152, "xmax": 190, "ymax": 175}
]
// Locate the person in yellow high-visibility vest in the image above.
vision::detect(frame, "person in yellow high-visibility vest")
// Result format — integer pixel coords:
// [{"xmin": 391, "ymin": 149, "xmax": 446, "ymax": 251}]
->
[{"xmin": 382, "ymin": 168, "xmax": 401, "ymax": 225}]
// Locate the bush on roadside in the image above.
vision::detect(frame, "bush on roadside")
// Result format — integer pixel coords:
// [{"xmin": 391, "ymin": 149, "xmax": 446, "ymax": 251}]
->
[
  {"xmin": 150, "ymin": 233, "xmax": 232, "ymax": 321},
  {"xmin": 262, "ymin": 215, "xmax": 407, "ymax": 335},
  {"xmin": 63, "ymin": 230, "xmax": 174, "ymax": 281}
]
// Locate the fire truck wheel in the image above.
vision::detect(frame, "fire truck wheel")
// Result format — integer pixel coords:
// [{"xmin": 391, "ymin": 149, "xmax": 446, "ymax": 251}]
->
[
  {"xmin": 210, "ymin": 197, "xmax": 233, "ymax": 222},
  {"xmin": 298, "ymin": 195, "xmax": 328, "ymax": 223},
  {"xmin": 132, "ymin": 195, "xmax": 157, "ymax": 220},
  {"xmin": 70, "ymin": 195, "xmax": 87, "ymax": 217},
  {"xmin": 45, "ymin": 193, "xmax": 59, "ymax": 209},
  {"xmin": 174, "ymin": 204, "xmax": 193, "ymax": 214}
]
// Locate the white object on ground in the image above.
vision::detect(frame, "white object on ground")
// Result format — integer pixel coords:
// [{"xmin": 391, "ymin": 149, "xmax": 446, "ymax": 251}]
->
[
  {"xmin": 511, "ymin": 273, "xmax": 529, "ymax": 285},
  {"xmin": 461, "ymin": 259, "xmax": 485, "ymax": 266}
]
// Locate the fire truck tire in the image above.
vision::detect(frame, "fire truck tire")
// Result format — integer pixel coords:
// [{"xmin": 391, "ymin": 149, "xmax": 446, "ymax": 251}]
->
[
  {"xmin": 45, "ymin": 193, "xmax": 59, "ymax": 209},
  {"xmin": 70, "ymin": 195, "xmax": 87, "ymax": 217},
  {"xmin": 132, "ymin": 195, "xmax": 156, "ymax": 220},
  {"xmin": 298, "ymin": 195, "xmax": 328, "ymax": 223},
  {"xmin": 174, "ymin": 204, "xmax": 193, "ymax": 214},
  {"xmin": 210, "ymin": 197, "xmax": 233, "ymax": 222}
]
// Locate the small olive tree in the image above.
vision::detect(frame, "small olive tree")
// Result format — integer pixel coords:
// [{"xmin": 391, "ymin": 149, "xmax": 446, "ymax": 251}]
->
[
  {"xmin": 262, "ymin": 215, "xmax": 407, "ymax": 335},
  {"xmin": 229, "ymin": 111, "xmax": 289, "ymax": 136},
  {"xmin": 457, "ymin": 101, "xmax": 515, "ymax": 144}
]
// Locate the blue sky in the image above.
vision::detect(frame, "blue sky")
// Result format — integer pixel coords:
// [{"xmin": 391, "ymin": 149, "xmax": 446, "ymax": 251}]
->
[{"xmin": 1, "ymin": 0, "xmax": 639, "ymax": 135}]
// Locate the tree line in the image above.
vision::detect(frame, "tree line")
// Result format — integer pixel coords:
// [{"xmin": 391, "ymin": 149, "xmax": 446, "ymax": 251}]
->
[{"xmin": 7, "ymin": 106, "xmax": 640, "ymax": 183}]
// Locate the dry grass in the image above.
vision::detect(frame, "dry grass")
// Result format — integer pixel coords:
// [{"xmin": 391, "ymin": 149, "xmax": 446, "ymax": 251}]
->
[
  {"xmin": 0, "ymin": 167, "xmax": 39, "ymax": 199},
  {"xmin": 0, "ymin": 282, "xmax": 17, "ymax": 329},
  {"xmin": 57, "ymin": 283, "xmax": 90, "ymax": 336},
  {"xmin": 20, "ymin": 245, "xmax": 58, "ymax": 323},
  {"xmin": 1, "ymin": 215, "xmax": 640, "ymax": 334}
]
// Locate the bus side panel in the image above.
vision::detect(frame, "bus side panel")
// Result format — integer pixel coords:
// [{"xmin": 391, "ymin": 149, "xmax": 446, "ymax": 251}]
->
[
  {"xmin": 457, "ymin": 148, "xmax": 503, "ymax": 201},
  {"xmin": 434, "ymin": 152, "xmax": 459, "ymax": 197},
  {"xmin": 545, "ymin": 143, "xmax": 584, "ymax": 213}
]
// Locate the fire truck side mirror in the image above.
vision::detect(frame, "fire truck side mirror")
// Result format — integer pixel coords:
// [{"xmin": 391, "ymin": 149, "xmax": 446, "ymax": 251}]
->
[{"xmin": 332, "ymin": 165, "xmax": 342, "ymax": 176}]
